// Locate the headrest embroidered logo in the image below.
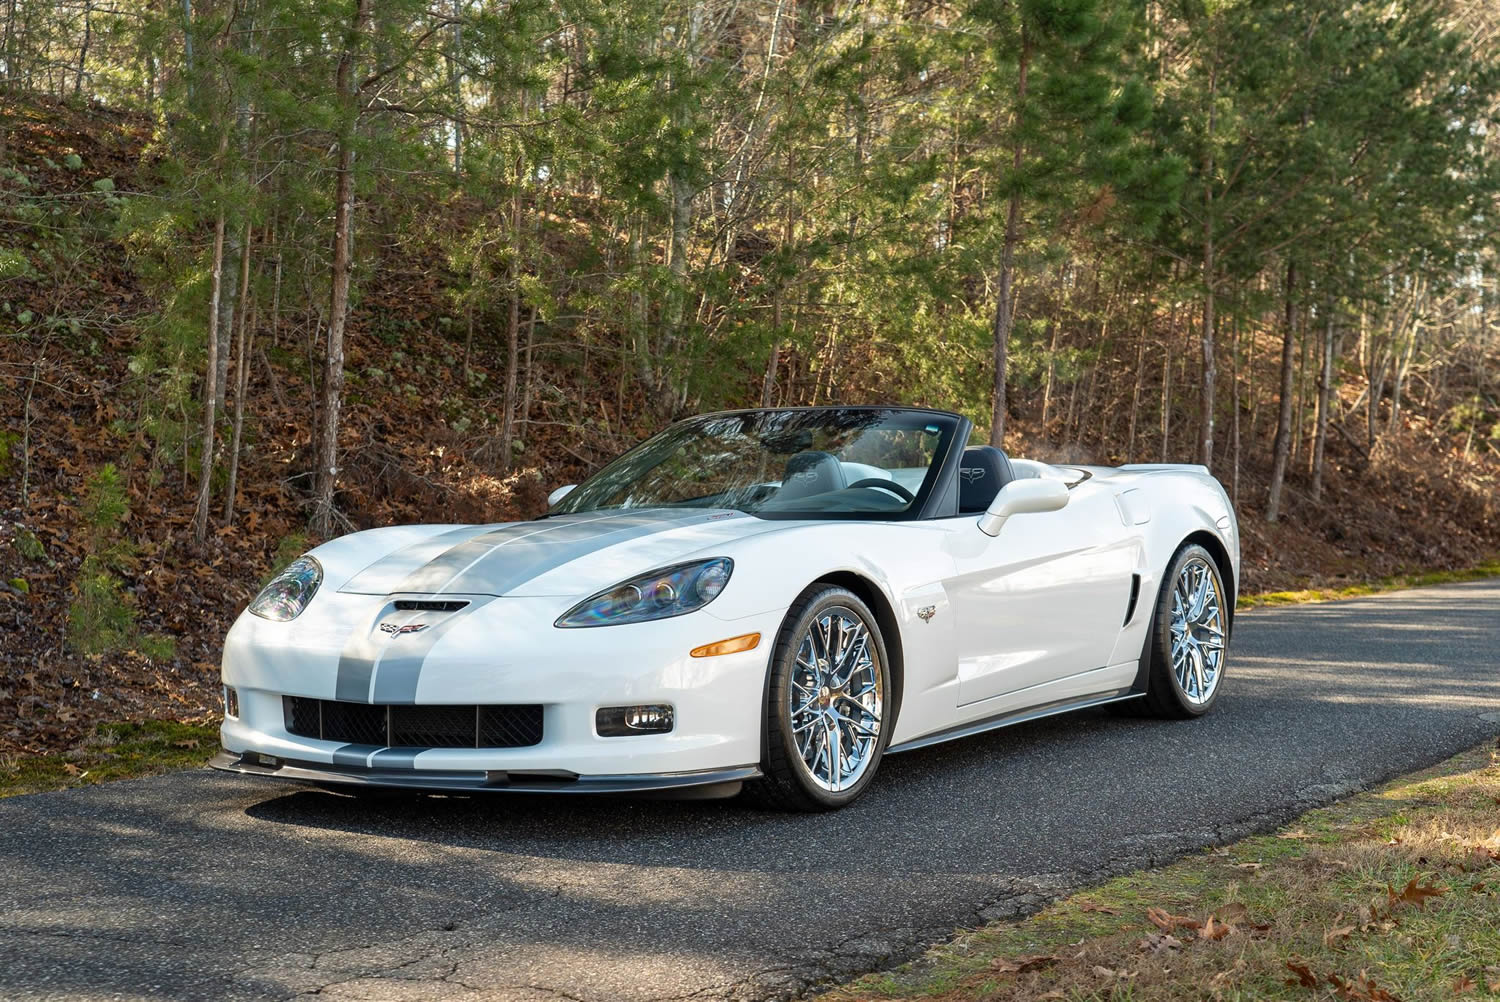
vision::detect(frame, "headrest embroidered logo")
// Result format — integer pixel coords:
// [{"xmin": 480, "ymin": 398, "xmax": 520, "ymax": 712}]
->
[
  {"xmin": 959, "ymin": 467, "xmax": 985, "ymax": 483},
  {"xmin": 379, "ymin": 622, "xmax": 430, "ymax": 636}
]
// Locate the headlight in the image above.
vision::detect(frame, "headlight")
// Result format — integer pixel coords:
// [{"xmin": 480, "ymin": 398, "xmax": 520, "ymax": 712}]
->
[
  {"xmin": 555, "ymin": 558, "xmax": 733, "ymax": 628},
  {"xmin": 248, "ymin": 556, "xmax": 323, "ymax": 621}
]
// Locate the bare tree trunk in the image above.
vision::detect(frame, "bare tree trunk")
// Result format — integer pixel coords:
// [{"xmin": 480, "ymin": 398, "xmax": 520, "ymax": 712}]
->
[
  {"xmin": 989, "ymin": 27, "xmax": 1028, "ymax": 449},
  {"xmin": 73, "ymin": 0, "xmax": 91, "ymax": 97},
  {"xmin": 1197, "ymin": 66, "xmax": 1218, "ymax": 469},
  {"xmin": 1126, "ymin": 312, "xmax": 1146, "ymax": 461},
  {"xmin": 447, "ymin": 0, "xmax": 463, "ymax": 173},
  {"xmin": 181, "ymin": 0, "xmax": 194, "ymax": 79},
  {"xmin": 223, "ymin": 223, "xmax": 253, "ymax": 524},
  {"xmin": 1291, "ymin": 304, "xmax": 1309, "ymax": 466},
  {"xmin": 1265, "ymin": 259, "xmax": 1298, "ymax": 522},
  {"xmin": 1160, "ymin": 338, "xmax": 1172, "ymax": 462},
  {"xmin": 762, "ymin": 182, "xmax": 795, "ymax": 409},
  {"xmin": 311, "ymin": 0, "xmax": 369, "ymax": 537},
  {"xmin": 1388, "ymin": 313, "xmax": 1421, "ymax": 437},
  {"xmin": 2, "ymin": 0, "xmax": 20, "ymax": 106},
  {"xmin": 628, "ymin": 214, "xmax": 653, "ymax": 393},
  {"xmin": 761, "ymin": 335, "xmax": 780, "ymax": 408},
  {"xmin": 268, "ymin": 221, "xmax": 281, "ymax": 347},
  {"xmin": 661, "ymin": 3, "xmax": 702, "ymax": 414},
  {"xmin": 1310, "ymin": 306, "xmax": 1335, "ymax": 500},
  {"xmin": 216, "ymin": 93, "xmax": 250, "ymax": 399},
  {"xmin": 191, "ymin": 210, "xmax": 228, "ymax": 544},
  {"xmin": 521, "ymin": 304, "xmax": 537, "ymax": 428},
  {"xmin": 497, "ymin": 163, "xmax": 522, "ymax": 473},
  {"xmin": 1362, "ymin": 308, "xmax": 1383, "ymax": 449},
  {"xmin": 1230, "ymin": 309, "xmax": 1241, "ymax": 508}
]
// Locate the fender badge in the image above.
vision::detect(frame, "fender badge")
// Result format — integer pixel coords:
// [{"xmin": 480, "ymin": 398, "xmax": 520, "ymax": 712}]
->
[
  {"xmin": 916, "ymin": 605, "xmax": 937, "ymax": 623},
  {"xmin": 379, "ymin": 623, "xmax": 430, "ymax": 636}
]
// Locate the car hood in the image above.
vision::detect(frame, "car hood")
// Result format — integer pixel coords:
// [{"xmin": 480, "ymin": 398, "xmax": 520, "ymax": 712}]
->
[{"xmin": 336, "ymin": 509, "xmax": 786, "ymax": 599}]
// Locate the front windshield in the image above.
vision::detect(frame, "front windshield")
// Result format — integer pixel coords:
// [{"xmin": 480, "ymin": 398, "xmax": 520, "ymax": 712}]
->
[{"xmin": 552, "ymin": 408, "xmax": 959, "ymax": 520}]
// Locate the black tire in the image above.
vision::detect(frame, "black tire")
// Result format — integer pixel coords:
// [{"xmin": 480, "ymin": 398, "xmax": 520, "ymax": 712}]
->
[
  {"xmin": 742, "ymin": 586, "xmax": 893, "ymax": 811},
  {"xmin": 1134, "ymin": 543, "xmax": 1229, "ymax": 719}
]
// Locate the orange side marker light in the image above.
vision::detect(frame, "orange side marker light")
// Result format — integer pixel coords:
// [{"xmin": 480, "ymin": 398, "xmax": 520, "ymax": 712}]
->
[{"xmin": 689, "ymin": 632, "xmax": 761, "ymax": 658}]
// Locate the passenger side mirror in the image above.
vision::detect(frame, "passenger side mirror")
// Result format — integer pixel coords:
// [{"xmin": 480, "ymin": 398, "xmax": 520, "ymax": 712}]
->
[
  {"xmin": 547, "ymin": 484, "xmax": 578, "ymax": 506},
  {"xmin": 977, "ymin": 479, "xmax": 1069, "ymax": 537}
]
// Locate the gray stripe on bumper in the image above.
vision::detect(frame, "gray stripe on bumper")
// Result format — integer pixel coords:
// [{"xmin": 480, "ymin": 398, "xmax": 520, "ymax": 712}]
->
[{"xmin": 369, "ymin": 596, "xmax": 496, "ymax": 703}]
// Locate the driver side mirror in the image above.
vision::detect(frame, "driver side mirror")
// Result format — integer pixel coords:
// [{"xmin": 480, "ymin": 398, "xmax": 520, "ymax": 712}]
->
[
  {"xmin": 547, "ymin": 484, "xmax": 577, "ymax": 507},
  {"xmin": 977, "ymin": 479, "xmax": 1069, "ymax": 537}
]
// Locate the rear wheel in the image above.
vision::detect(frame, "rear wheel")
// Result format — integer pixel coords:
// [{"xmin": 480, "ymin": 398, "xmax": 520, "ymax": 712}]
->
[
  {"xmin": 1136, "ymin": 544, "xmax": 1229, "ymax": 719},
  {"xmin": 744, "ymin": 586, "xmax": 892, "ymax": 811}
]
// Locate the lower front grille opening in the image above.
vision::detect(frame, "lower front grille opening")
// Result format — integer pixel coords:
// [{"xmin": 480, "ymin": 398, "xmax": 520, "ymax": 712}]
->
[{"xmin": 283, "ymin": 697, "xmax": 543, "ymax": 749}]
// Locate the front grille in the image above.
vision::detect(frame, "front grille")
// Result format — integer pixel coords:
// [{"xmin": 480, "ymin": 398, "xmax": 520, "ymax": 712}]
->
[{"xmin": 283, "ymin": 697, "xmax": 543, "ymax": 748}]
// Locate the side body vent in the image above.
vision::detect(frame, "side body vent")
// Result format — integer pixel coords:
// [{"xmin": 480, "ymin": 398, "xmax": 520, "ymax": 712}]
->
[{"xmin": 1123, "ymin": 573, "xmax": 1142, "ymax": 626}]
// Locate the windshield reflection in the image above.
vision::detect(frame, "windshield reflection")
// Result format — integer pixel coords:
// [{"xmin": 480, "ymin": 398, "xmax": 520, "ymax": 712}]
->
[{"xmin": 551, "ymin": 409, "xmax": 958, "ymax": 520}]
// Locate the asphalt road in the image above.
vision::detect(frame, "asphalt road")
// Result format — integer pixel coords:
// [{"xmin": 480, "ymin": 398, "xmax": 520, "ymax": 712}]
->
[{"xmin": 4, "ymin": 580, "xmax": 1500, "ymax": 1002}]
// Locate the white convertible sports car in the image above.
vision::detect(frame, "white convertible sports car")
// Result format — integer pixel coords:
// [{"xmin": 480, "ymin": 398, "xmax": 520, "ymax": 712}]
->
[{"xmin": 214, "ymin": 406, "xmax": 1238, "ymax": 810}]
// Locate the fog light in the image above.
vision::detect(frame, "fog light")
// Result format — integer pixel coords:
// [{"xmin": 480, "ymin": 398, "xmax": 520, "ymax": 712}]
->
[
  {"xmin": 223, "ymin": 686, "xmax": 240, "ymax": 718},
  {"xmin": 596, "ymin": 704, "xmax": 675, "ymax": 737}
]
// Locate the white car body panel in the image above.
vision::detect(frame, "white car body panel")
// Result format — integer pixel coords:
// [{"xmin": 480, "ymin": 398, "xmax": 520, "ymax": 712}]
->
[{"xmin": 216, "ymin": 411, "xmax": 1239, "ymax": 796}]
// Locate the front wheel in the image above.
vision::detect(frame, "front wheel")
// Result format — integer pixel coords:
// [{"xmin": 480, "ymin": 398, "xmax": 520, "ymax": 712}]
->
[
  {"xmin": 744, "ymin": 586, "xmax": 892, "ymax": 811},
  {"xmin": 1137, "ymin": 544, "xmax": 1229, "ymax": 718}
]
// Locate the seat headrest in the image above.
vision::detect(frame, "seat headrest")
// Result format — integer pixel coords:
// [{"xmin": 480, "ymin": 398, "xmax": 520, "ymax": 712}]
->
[
  {"xmin": 779, "ymin": 450, "xmax": 847, "ymax": 500},
  {"xmin": 958, "ymin": 446, "xmax": 1015, "ymax": 513}
]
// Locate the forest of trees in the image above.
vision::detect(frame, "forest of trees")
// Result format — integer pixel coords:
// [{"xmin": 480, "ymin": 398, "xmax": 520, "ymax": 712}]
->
[{"xmin": 3, "ymin": 0, "xmax": 1499, "ymax": 545}]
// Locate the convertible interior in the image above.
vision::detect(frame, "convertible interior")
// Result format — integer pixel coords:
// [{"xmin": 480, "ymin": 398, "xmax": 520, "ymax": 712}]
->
[{"xmin": 758, "ymin": 444, "xmax": 1026, "ymax": 515}]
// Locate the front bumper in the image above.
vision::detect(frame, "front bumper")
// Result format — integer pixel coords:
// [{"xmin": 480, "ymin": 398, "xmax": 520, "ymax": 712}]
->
[
  {"xmin": 219, "ymin": 593, "xmax": 786, "ymax": 787},
  {"xmin": 210, "ymin": 750, "xmax": 758, "ymax": 797}
]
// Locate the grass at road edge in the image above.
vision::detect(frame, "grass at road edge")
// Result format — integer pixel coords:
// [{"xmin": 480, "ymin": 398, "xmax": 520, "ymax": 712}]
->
[
  {"xmin": 821, "ymin": 739, "xmax": 1500, "ymax": 1002},
  {"xmin": 0, "ymin": 720, "xmax": 219, "ymax": 798},
  {"xmin": 1238, "ymin": 559, "xmax": 1500, "ymax": 610}
]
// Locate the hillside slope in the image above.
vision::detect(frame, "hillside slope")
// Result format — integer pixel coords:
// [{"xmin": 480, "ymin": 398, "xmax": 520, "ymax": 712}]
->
[{"xmin": 2, "ymin": 97, "xmax": 1497, "ymax": 757}]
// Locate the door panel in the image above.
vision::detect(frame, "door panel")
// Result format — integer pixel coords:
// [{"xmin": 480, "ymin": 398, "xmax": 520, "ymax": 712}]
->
[{"xmin": 942, "ymin": 487, "xmax": 1135, "ymax": 706}]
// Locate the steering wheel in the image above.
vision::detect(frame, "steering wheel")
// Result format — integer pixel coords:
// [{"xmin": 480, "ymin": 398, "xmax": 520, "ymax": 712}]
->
[{"xmin": 845, "ymin": 478, "xmax": 915, "ymax": 503}]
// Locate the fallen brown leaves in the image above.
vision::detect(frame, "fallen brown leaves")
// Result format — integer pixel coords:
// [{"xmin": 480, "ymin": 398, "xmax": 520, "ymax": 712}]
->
[
  {"xmin": 988, "ymin": 954, "xmax": 1058, "ymax": 975},
  {"xmin": 1385, "ymin": 876, "xmax": 1447, "ymax": 911},
  {"xmin": 1287, "ymin": 962, "xmax": 1404, "ymax": 1001},
  {"xmin": 1145, "ymin": 901, "xmax": 1269, "ymax": 941}
]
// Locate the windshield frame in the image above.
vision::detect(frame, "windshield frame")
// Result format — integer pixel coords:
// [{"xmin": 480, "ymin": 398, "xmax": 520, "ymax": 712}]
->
[{"xmin": 549, "ymin": 406, "xmax": 970, "ymax": 522}]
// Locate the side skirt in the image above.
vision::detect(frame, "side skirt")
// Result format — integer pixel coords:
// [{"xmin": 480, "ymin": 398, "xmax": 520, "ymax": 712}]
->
[{"xmin": 885, "ymin": 688, "xmax": 1143, "ymax": 755}]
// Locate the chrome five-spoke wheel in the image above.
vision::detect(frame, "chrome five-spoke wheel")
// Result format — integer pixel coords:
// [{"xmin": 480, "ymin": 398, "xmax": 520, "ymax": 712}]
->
[
  {"xmin": 788, "ymin": 607, "xmax": 884, "ymax": 793},
  {"xmin": 1169, "ymin": 555, "xmax": 1226, "ymax": 705}
]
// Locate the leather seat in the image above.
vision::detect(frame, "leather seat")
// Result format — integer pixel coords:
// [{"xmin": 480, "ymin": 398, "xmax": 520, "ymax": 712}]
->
[
  {"xmin": 778, "ymin": 451, "xmax": 847, "ymax": 500},
  {"xmin": 958, "ymin": 446, "xmax": 1015, "ymax": 513}
]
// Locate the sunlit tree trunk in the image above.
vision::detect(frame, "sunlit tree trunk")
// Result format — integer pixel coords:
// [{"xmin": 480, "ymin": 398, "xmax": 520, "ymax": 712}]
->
[
  {"xmin": 311, "ymin": 0, "xmax": 369, "ymax": 537},
  {"xmin": 191, "ymin": 209, "xmax": 227, "ymax": 544},
  {"xmin": 1310, "ymin": 305, "xmax": 1335, "ymax": 500},
  {"xmin": 497, "ymin": 161, "xmax": 522, "ymax": 473},
  {"xmin": 990, "ymin": 28, "xmax": 1029, "ymax": 449},
  {"xmin": 223, "ymin": 223, "xmax": 253, "ymax": 525},
  {"xmin": 1266, "ymin": 259, "xmax": 1298, "ymax": 522},
  {"xmin": 1197, "ymin": 66, "xmax": 1217, "ymax": 470}
]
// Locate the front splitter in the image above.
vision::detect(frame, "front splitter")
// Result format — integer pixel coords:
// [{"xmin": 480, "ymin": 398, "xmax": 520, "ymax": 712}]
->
[{"xmin": 210, "ymin": 750, "xmax": 759, "ymax": 799}]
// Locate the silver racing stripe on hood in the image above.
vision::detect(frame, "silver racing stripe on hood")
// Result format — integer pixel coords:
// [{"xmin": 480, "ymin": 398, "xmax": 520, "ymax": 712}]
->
[
  {"xmin": 338, "ymin": 509, "xmax": 740, "ymax": 597},
  {"xmin": 333, "ymin": 509, "xmax": 747, "ymax": 708}
]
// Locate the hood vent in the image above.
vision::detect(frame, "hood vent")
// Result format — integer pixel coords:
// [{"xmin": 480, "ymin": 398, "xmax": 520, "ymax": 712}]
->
[{"xmin": 393, "ymin": 599, "xmax": 470, "ymax": 612}]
